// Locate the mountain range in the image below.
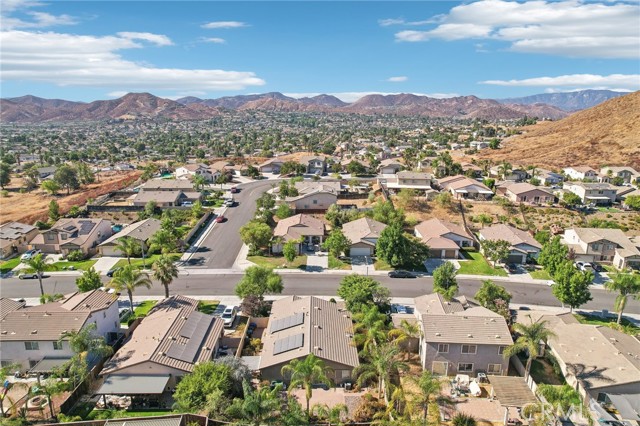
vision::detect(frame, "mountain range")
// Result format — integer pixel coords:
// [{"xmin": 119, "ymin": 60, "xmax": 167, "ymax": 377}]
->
[
  {"xmin": 0, "ymin": 89, "xmax": 627, "ymax": 123},
  {"xmin": 497, "ymin": 89, "xmax": 626, "ymax": 111}
]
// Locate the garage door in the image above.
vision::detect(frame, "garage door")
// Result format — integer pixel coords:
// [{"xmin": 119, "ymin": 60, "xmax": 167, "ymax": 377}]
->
[
  {"xmin": 507, "ymin": 254, "xmax": 525, "ymax": 264},
  {"xmin": 444, "ymin": 250, "xmax": 457, "ymax": 259},
  {"xmin": 100, "ymin": 246, "xmax": 120, "ymax": 257},
  {"xmin": 350, "ymin": 247, "xmax": 372, "ymax": 257}
]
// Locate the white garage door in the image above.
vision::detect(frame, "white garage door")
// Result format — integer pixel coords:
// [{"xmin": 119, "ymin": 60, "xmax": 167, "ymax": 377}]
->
[{"xmin": 350, "ymin": 247, "xmax": 371, "ymax": 257}]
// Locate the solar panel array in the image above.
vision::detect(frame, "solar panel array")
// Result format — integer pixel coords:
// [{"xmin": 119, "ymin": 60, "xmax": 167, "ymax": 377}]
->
[
  {"xmin": 273, "ymin": 333, "xmax": 304, "ymax": 355},
  {"xmin": 166, "ymin": 312, "xmax": 214, "ymax": 362},
  {"xmin": 270, "ymin": 312, "xmax": 304, "ymax": 333},
  {"xmin": 78, "ymin": 220, "xmax": 95, "ymax": 235}
]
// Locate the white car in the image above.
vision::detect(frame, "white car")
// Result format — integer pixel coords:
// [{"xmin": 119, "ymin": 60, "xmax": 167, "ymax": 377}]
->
[
  {"xmin": 221, "ymin": 306, "xmax": 238, "ymax": 328},
  {"xmin": 575, "ymin": 261, "xmax": 595, "ymax": 273},
  {"xmin": 21, "ymin": 249, "xmax": 41, "ymax": 261}
]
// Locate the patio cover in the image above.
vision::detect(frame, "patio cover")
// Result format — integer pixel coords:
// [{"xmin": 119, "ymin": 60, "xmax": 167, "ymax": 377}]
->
[
  {"xmin": 241, "ymin": 356, "xmax": 262, "ymax": 372},
  {"xmin": 606, "ymin": 394, "xmax": 640, "ymax": 421},
  {"xmin": 97, "ymin": 375, "xmax": 170, "ymax": 395},
  {"xmin": 29, "ymin": 357, "xmax": 72, "ymax": 374},
  {"xmin": 106, "ymin": 417, "xmax": 183, "ymax": 426},
  {"xmin": 488, "ymin": 376, "xmax": 537, "ymax": 407}
]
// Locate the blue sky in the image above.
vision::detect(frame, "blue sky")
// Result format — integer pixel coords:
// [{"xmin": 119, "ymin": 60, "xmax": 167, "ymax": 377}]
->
[{"xmin": 1, "ymin": 0, "xmax": 639, "ymax": 102}]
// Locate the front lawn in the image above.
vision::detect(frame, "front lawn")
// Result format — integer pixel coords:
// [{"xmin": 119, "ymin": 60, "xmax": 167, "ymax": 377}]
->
[
  {"xmin": 114, "ymin": 253, "xmax": 181, "ymax": 269},
  {"xmin": 374, "ymin": 258, "xmax": 392, "ymax": 271},
  {"xmin": 328, "ymin": 255, "xmax": 351, "ymax": 270},
  {"xmin": 133, "ymin": 300, "xmax": 157, "ymax": 317},
  {"xmin": 51, "ymin": 259, "xmax": 98, "ymax": 271},
  {"xmin": 457, "ymin": 251, "xmax": 508, "ymax": 276},
  {"xmin": 197, "ymin": 300, "xmax": 220, "ymax": 315},
  {"xmin": 373, "ymin": 258, "xmax": 427, "ymax": 272},
  {"xmin": 0, "ymin": 257, "xmax": 21, "ymax": 274},
  {"xmin": 248, "ymin": 255, "xmax": 307, "ymax": 269},
  {"xmin": 530, "ymin": 269, "xmax": 552, "ymax": 280},
  {"xmin": 574, "ymin": 313, "xmax": 640, "ymax": 335}
]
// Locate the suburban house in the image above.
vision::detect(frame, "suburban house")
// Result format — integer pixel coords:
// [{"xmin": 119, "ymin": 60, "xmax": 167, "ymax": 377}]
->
[
  {"xmin": 299, "ymin": 156, "xmax": 327, "ymax": 175},
  {"xmin": 341, "ymin": 217, "xmax": 387, "ymax": 257},
  {"xmin": 98, "ymin": 218, "xmax": 162, "ymax": 257},
  {"xmin": 30, "ymin": 218, "xmax": 113, "ymax": 256},
  {"xmin": 536, "ymin": 169, "xmax": 564, "ymax": 186},
  {"xmin": 469, "ymin": 141, "xmax": 489, "ymax": 150},
  {"xmin": 257, "ymin": 158, "xmax": 284, "ymax": 174},
  {"xmin": 563, "ymin": 166, "xmax": 597, "ymax": 181},
  {"xmin": 36, "ymin": 166, "xmax": 57, "ymax": 180},
  {"xmin": 175, "ymin": 163, "xmax": 221, "ymax": 182},
  {"xmin": 498, "ymin": 182, "xmax": 555, "ymax": 204},
  {"xmin": 413, "ymin": 293, "xmax": 513, "ymax": 376},
  {"xmin": 378, "ymin": 159, "xmax": 403, "ymax": 175},
  {"xmin": 272, "ymin": 214, "xmax": 325, "ymax": 254},
  {"xmin": 561, "ymin": 228, "xmax": 640, "ymax": 270},
  {"xmin": 437, "ymin": 175, "xmax": 494, "ymax": 200},
  {"xmin": 479, "ymin": 224, "xmax": 542, "ymax": 264},
  {"xmin": 489, "ymin": 166, "xmax": 528, "ymax": 182},
  {"xmin": 138, "ymin": 179, "xmax": 196, "ymax": 192},
  {"xmin": 385, "ymin": 171, "xmax": 434, "ymax": 191},
  {"xmin": 0, "ymin": 289, "xmax": 120, "ymax": 371},
  {"xmin": 414, "ymin": 218, "xmax": 474, "ymax": 259},
  {"xmin": 460, "ymin": 162, "xmax": 483, "ymax": 178},
  {"xmin": 599, "ymin": 166, "xmax": 640, "ymax": 184},
  {"xmin": 258, "ymin": 296, "xmax": 359, "ymax": 385},
  {"xmin": 0, "ymin": 221, "xmax": 39, "ymax": 259},
  {"xmin": 130, "ymin": 179, "xmax": 202, "ymax": 207},
  {"xmin": 100, "ymin": 296, "xmax": 224, "ymax": 394},
  {"xmin": 563, "ymin": 182, "xmax": 618, "ymax": 205},
  {"xmin": 283, "ymin": 181, "xmax": 340, "ymax": 213}
]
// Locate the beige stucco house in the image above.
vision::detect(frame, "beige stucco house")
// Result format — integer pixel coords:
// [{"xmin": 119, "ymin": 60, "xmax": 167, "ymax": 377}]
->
[
  {"xmin": 342, "ymin": 217, "xmax": 387, "ymax": 257},
  {"xmin": 30, "ymin": 218, "xmax": 113, "ymax": 256},
  {"xmin": 272, "ymin": 214, "xmax": 325, "ymax": 254},
  {"xmin": 562, "ymin": 228, "xmax": 640, "ymax": 270},
  {"xmin": 414, "ymin": 218, "xmax": 474, "ymax": 259},
  {"xmin": 0, "ymin": 221, "xmax": 39, "ymax": 259}
]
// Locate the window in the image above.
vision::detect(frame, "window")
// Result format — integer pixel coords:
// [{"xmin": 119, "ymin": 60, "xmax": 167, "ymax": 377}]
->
[
  {"xmin": 461, "ymin": 345, "xmax": 477, "ymax": 354},
  {"xmin": 488, "ymin": 364, "xmax": 502, "ymax": 374},
  {"xmin": 46, "ymin": 233, "xmax": 55, "ymax": 241},
  {"xmin": 437, "ymin": 344, "xmax": 449, "ymax": 353},
  {"xmin": 592, "ymin": 244, "xmax": 600, "ymax": 251},
  {"xmin": 458, "ymin": 363, "xmax": 474, "ymax": 373},
  {"xmin": 29, "ymin": 360, "xmax": 38, "ymax": 368},
  {"xmin": 52, "ymin": 341, "xmax": 63, "ymax": 350},
  {"xmin": 313, "ymin": 199, "xmax": 318, "ymax": 205},
  {"xmin": 0, "ymin": 360, "xmax": 12, "ymax": 367},
  {"xmin": 25, "ymin": 341, "xmax": 39, "ymax": 351},
  {"xmin": 498, "ymin": 346, "xmax": 507, "ymax": 355}
]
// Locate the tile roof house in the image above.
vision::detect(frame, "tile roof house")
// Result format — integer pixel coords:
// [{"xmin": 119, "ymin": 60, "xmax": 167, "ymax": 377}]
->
[
  {"xmin": 536, "ymin": 169, "xmax": 564, "ymax": 186},
  {"xmin": 599, "ymin": 166, "xmax": 640, "ymax": 184},
  {"xmin": 283, "ymin": 181, "xmax": 340, "ymax": 213},
  {"xmin": 499, "ymin": 182, "xmax": 555, "ymax": 205},
  {"xmin": 0, "ymin": 289, "xmax": 120, "ymax": 371},
  {"xmin": 257, "ymin": 158, "xmax": 284, "ymax": 174},
  {"xmin": 341, "ymin": 217, "xmax": 387, "ymax": 257},
  {"xmin": 258, "ymin": 296, "xmax": 359, "ymax": 384},
  {"xmin": 563, "ymin": 166, "xmax": 598, "ymax": 181},
  {"xmin": 98, "ymin": 218, "xmax": 162, "ymax": 256},
  {"xmin": 563, "ymin": 182, "xmax": 618, "ymax": 205},
  {"xmin": 438, "ymin": 175, "xmax": 494, "ymax": 200},
  {"xmin": 272, "ymin": 214, "xmax": 325, "ymax": 254},
  {"xmin": 175, "ymin": 163, "xmax": 221, "ymax": 182},
  {"xmin": 378, "ymin": 159, "xmax": 403, "ymax": 175},
  {"xmin": 0, "ymin": 221, "xmax": 39, "ymax": 259},
  {"xmin": 299, "ymin": 156, "xmax": 327, "ymax": 175},
  {"xmin": 414, "ymin": 218, "xmax": 474, "ymax": 259},
  {"xmin": 413, "ymin": 293, "xmax": 513, "ymax": 376},
  {"xmin": 384, "ymin": 171, "xmax": 434, "ymax": 191},
  {"xmin": 479, "ymin": 224, "xmax": 542, "ymax": 264},
  {"xmin": 562, "ymin": 228, "xmax": 640, "ymax": 271},
  {"xmin": 489, "ymin": 166, "xmax": 528, "ymax": 182},
  {"xmin": 30, "ymin": 218, "xmax": 113, "ymax": 256}
]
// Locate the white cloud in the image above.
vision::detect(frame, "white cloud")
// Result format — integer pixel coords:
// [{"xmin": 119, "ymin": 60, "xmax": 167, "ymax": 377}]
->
[
  {"xmin": 201, "ymin": 37, "xmax": 226, "ymax": 44},
  {"xmin": 283, "ymin": 92, "xmax": 459, "ymax": 103},
  {"xmin": 379, "ymin": 17, "xmax": 439, "ymax": 27},
  {"xmin": 480, "ymin": 73, "xmax": 640, "ymax": 91},
  {"xmin": 107, "ymin": 91, "xmax": 128, "ymax": 98},
  {"xmin": 379, "ymin": 18, "xmax": 405, "ymax": 27},
  {"xmin": 117, "ymin": 32, "xmax": 173, "ymax": 46},
  {"xmin": 387, "ymin": 76, "xmax": 408, "ymax": 82},
  {"xmin": 201, "ymin": 21, "xmax": 247, "ymax": 29},
  {"xmin": 0, "ymin": 30, "xmax": 266, "ymax": 92},
  {"xmin": 393, "ymin": 0, "xmax": 640, "ymax": 58}
]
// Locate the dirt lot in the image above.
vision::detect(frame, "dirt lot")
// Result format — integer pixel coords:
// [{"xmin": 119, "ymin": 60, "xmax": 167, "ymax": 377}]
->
[{"xmin": 0, "ymin": 171, "xmax": 142, "ymax": 225}]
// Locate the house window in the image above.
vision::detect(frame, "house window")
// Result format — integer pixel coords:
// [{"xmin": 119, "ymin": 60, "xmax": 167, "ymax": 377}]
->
[
  {"xmin": 498, "ymin": 346, "xmax": 507, "ymax": 355},
  {"xmin": 1, "ymin": 360, "xmax": 13, "ymax": 367},
  {"xmin": 592, "ymin": 244, "xmax": 600, "ymax": 251},
  {"xmin": 29, "ymin": 360, "xmax": 38, "ymax": 368},
  {"xmin": 313, "ymin": 200, "xmax": 318, "ymax": 205},
  {"xmin": 458, "ymin": 363, "xmax": 474, "ymax": 373},
  {"xmin": 488, "ymin": 364, "xmax": 502, "ymax": 374},
  {"xmin": 61, "ymin": 234, "xmax": 67, "ymax": 240},
  {"xmin": 47, "ymin": 233, "xmax": 55, "ymax": 241},
  {"xmin": 25, "ymin": 342, "xmax": 39, "ymax": 351},
  {"xmin": 461, "ymin": 345, "xmax": 477, "ymax": 354},
  {"xmin": 53, "ymin": 341, "xmax": 63, "ymax": 350},
  {"xmin": 437, "ymin": 344, "xmax": 449, "ymax": 353},
  {"xmin": 521, "ymin": 196, "xmax": 527, "ymax": 202}
]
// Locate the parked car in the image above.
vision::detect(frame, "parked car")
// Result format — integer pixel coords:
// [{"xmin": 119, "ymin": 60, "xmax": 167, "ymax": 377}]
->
[
  {"xmin": 221, "ymin": 306, "xmax": 238, "ymax": 328},
  {"xmin": 575, "ymin": 261, "xmax": 594, "ymax": 273},
  {"xmin": 505, "ymin": 263, "xmax": 518, "ymax": 273},
  {"xmin": 216, "ymin": 215, "xmax": 226, "ymax": 223},
  {"xmin": 181, "ymin": 201, "xmax": 193, "ymax": 207},
  {"xmin": 18, "ymin": 272, "xmax": 42, "ymax": 279},
  {"xmin": 230, "ymin": 186, "xmax": 239, "ymax": 193},
  {"xmin": 21, "ymin": 249, "xmax": 41, "ymax": 261},
  {"xmin": 388, "ymin": 270, "xmax": 415, "ymax": 279},
  {"xmin": 106, "ymin": 267, "xmax": 122, "ymax": 277},
  {"xmin": 223, "ymin": 199, "xmax": 234, "ymax": 207}
]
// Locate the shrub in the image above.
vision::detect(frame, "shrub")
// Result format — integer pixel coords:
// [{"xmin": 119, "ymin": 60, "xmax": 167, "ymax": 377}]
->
[{"xmin": 65, "ymin": 250, "xmax": 86, "ymax": 262}]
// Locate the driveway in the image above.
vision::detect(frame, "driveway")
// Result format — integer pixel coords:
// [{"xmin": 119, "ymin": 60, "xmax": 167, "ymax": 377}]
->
[
  {"xmin": 93, "ymin": 257, "xmax": 122, "ymax": 274},
  {"xmin": 350, "ymin": 256, "xmax": 373, "ymax": 274},
  {"xmin": 305, "ymin": 252, "xmax": 328, "ymax": 272}
]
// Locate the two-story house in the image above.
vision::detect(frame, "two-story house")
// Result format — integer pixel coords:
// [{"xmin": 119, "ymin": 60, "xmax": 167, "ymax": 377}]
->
[
  {"xmin": 257, "ymin": 158, "xmax": 284, "ymax": 174},
  {"xmin": 300, "ymin": 156, "xmax": 327, "ymax": 175},
  {"xmin": 489, "ymin": 166, "xmax": 528, "ymax": 182},
  {"xmin": 479, "ymin": 224, "xmax": 542, "ymax": 264},
  {"xmin": 280, "ymin": 181, "xmax": 340, "ymax": 213},
  {"xmin": 0, "ymin": 222, "xmax": 39, "ymax": 259},
  {"xmin": 563, "ymin": 166, "xmax": 597, "ymax": 181},
  {"xmin": 175, "ymin": 163, "xmax": 221, "ymax": 183},
  {"xmin": 30, "ymin": 218, "xmax": 113, "ymax": 256},
  {"xmin": 378, "ymin": 159, "xmax": 403, "ymax": 175},
  {"xmin": 562, "ymin": 228, "xmax": 640, "ymax": 270},
  {"xmin": 272, "ymin": 214, "xmax": 325, "ymax": 254},
  {"xmin": 599, "ymin": 166, "xmax": 640, "ymax": 184},
  {"xmin": 536, "ymin": 169, "xmax": 564, "ymax": 186},
  {"xmin": 469, "ymin": 141, "xmax": 489, "ymax": 150},
  {"xmin": 563, "ymin": 182, "xmax": 618, "ymax": 205},
  {"xmin": 414, "ymin": 293, "xmax": 513, "ymax": 376}
]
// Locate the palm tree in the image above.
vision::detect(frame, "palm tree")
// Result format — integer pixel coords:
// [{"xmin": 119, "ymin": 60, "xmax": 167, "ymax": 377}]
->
[
  {"xmin": 452, "ymin": 413, "xmax": 477, "ymax": 426},
  {"xmin": 23, "ymin": 253, "xmax": 54, "ymax": 297},
  {"xmin": 353, "ymin": 305, "xmax": 388, "ymax": 353},
  {"xmin": 503, "ymin": 315, "xmax": 556, "ymax": 380},
  {"xmin": 408, "ymin": 371, "xmax": 442, "ymax": 425},
  {"xmin": 354, "ymin": 343, "xmax": 409, "ymax": 401},
  {"xmin": 214, "ymin": 174, "xmax": 227, "ymax": 190},
  {"xmin": 281, "ymin": 354, "xmax": 333, "ymax": 416},
  {"xmin": 39, "ymin": 293, "xmax": 64, "ymax": 304},
  {"xmin": 114, "ymin": 236, "xmax": 139, "ymax": 265},
  {"xmin": 107, "ymin": 265, "xmax": 152, "ymax": 313},
  {"xmin": 312, "ymin": 403, "xmax": 348, "ymax": 426},
  {"xmin": 498, "ymin": 161, "xmax": 513, "ymax": 180},
  {"xmin": 148, "ymin": 229, "xmax": 177, "ymax": 255},
  {"xmin": 152, "ymin": 254, "xmax": 179, "ymax": 298},
  {"xmin": 605, "ymin": 272, "xmax": 640, "ymax": 324},
  {"xmin": 229, "ymin": 380, "xmax": 281, "ymax": 426},
  {"xmin": 388, "ymin": 319, "xmax": 422, "ymax": 360},
  {"xmin": 193, "ymin": 174, "xmax": 208, "ymax": 191},
  {"xmin": 59, "ymin": 323, "xmax": 113, "ymax": 362}
]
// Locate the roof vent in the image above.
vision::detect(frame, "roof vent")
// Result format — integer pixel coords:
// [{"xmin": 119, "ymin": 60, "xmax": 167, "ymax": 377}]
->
[
  {"xmin": 314, "ymin": 306, "xmax": 320, "ymax": 310},
  {"xmin": 160, "ymin": 352, "xmax": 166, "ymax": 356},
  {"xmin": 203, "ymin": 347, "xmax": 209, "ymax": 351},
  {"xmin": 495, "ymin": 335, "xmax": 500, "ymax": 339},
  {"xmin": 314, "ymin": 346, "xmax": 321, "ymax": 350},
  {"xmin": 314, "ymin": 325, "xmax": 322, "ymax": 329},
  {"xmin": 1, "ymin": 331, "xmax": 7, "ymax": 335},
  {"xmin": 435, "ymin": 332, "xmax": 441, "ymax": 336},
  {"xmin": 44, "ymin": 312, "xmax": 50, "ymax": 317},
  {"xmin": 467, "ymin": 334, "xmax": 473, "ymax": 338},
  {"xmin": 342, "ymin": 314, "xmax": 350, "ymax": 318},
  {"xmin": 31, "ymin": 330, "xmax": 37, "ymax": 334},
  {"xmin": 182, "ymin": 316, "xmax": 188, "ymax": 320}
]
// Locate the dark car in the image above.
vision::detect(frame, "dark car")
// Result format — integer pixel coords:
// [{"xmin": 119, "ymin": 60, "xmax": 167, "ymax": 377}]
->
[
  {"xmin": 215, "ymin": 215, "xmax": 226, "ymax": 223},
  {"xmin": 505, "ymin": 263, "xmax": 518, "ymax": 273},
  {"xmin": 388, "ymin": 270, "xmax": 416, "ymax": 278},
  {"xmin": 106, "ymin": 267, "xmax": 122, "ymax": 277}
]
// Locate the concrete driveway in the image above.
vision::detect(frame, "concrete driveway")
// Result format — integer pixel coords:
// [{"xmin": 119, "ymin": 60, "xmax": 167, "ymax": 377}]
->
[{"xmin": 350, "ymin": 256, "xmax": 373, "ymax": 274}]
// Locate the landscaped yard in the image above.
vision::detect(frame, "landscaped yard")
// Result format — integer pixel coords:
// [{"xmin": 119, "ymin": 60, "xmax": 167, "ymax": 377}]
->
[
  {"xmin": 0, "ymin": 257, "xmax": 21, "ymax": 274},
  {"xmin": 530, "ymin": 269, "xmax": 552, "ymax": 280},
  {"xmin": 518, "ymin": 353, "xmax": 565, "ymax": 385},
  {"xmin": 197, "ymin": 300, "xmax": 220, "ymax": 315},
  {"xmin": 114, "ymin": 253, "xmax": 181, "ymax": 269},
  {"xmin": 51, "ymin": 259, "xmax": 98, "ymax": 271},
  {"xmin": 328, "ymin": 255, "xmax": 351, "ymax": 270},
  {"xmin": 457, "ymin": 251, "xmax": 508, "ymax": 276},
  {"xmin": 133, "ymin": 300, "xmax": 157, "ymax": 317},
  {"xmin": 374, "ymin": 258, "xmax": 392, "ymax": 271},
  {"xmin": 248, "ymin": 254, "xmax": 307, "ymax": 269},
  {"xmin": 374, "ymin": 257, "xmax": 427, "ymax": 272},
  {"xmin": 574, "ymin": 313, "xmax": 640, "ymax": 335}
]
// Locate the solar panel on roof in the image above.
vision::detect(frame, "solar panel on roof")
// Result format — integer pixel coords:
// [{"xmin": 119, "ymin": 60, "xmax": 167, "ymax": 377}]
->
[
  {"xmin": 78, "ymin": 221, "xmax": 95, "ymax": 235},
  {"xmin": 270, "ymin": 312, "xmax": 304, "ymax": 333},
  {"xmin": 166, "ymin": 312, "xmax": 215, "ymax": 363},
  {"xmin": 273, "ymin": 333, "xmax": 304, "ymax": 355},
  {"xmin": 63, "ymin": 225, "xmax": 76, "ymax": 231}
]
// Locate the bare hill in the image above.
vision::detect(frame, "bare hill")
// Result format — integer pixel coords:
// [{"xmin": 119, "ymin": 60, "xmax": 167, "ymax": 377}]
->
[{"xmin": 478, "ymin": 91, "xmax": 640, "ymax": 170}]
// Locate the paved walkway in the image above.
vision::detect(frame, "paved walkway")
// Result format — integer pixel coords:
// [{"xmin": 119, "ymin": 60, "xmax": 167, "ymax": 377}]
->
[
  {"xmin": 93, "ymin": 257, "xmax": 121, "ymax": 274},
  {"xmin": 305, "ymin": 252, "xmax": 328, "ymax": 272}
]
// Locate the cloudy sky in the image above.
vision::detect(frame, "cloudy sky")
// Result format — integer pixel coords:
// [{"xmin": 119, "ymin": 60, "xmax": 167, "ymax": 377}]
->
[{"xmin": 1, "ymin": 0, "xmax": 639, "ymax": 101}]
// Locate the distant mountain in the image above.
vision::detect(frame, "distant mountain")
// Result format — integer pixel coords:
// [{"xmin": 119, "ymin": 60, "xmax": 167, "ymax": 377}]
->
[
  {"xmin": 479, "ymin": 91, "xmax": 640, "ymax": 170},
  {"xmin": 498, "ymin": 90, "xmax": 627, "ymax": 111}
]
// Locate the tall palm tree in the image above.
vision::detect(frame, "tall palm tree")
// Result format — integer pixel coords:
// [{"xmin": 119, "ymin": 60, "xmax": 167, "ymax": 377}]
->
[
  {"xmin": 107, "ymin": 264, "xmax": 152, "ymax": 313},
  {"xmin": 498, "ymin": 161, "xmax": 513, "ymax": 180},
  {"xmin": 354, "ymin": 343, "xmax": 409, "ymax": 401},
  {"xmin": 281, "ymin": 354, "xmax": 333, "ymax": 416},
  {"xmin": 503, "ymin": 316, "xmax": 556, "ymax": 380},
  {"xmin": 388, "ymin": 319, "xmax": 422, "ymax": 360},
  {"xmin": 408, "ymin": 371, "xmax": 442, "ymax": 425},
  {"xmin": 312, "ymin": 403, "xmax": 348, "ymax": 426},
  {"xmin": 193, "ymin": 174, "xmax": 208, "ymax": 191},
  {"xmin": 59, "ymin": 323, "xmax": 113, "ymax": 362},
  {"xmin": 353, "ymin": 305, "xmax": 388, "ymax": 353},
  {"xmin": 605, "ymin": 272, "xmax": 640, "ymax": 324},
  {"xmin": 148, "ymin": 229, "xmax": 178, "ymax": 255},
  {"xmin": 22, "ymin": 253, "xmax": 54, "ymax": 297},
  {"xmin": 152, "ymin": 254, "xmax": 179, "ymax": 298},
  {"xmin": 114, "ymin": 236, "xmax": 139, "ymax": 265}
]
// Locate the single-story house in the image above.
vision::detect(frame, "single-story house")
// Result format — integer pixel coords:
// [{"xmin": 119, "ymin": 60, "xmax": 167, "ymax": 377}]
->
[
  {"xmin": 139, "ymin": 179, "xmax": 195, "ymax": 192},
  {"xmin": 257, "ymin": 158, "xmax": 284, "ymax": 174},
  {"xmin": 499, "ymin": 182, "xmax": 555, "ymax": 204},
  {"xmin": 469, "ymin": 141, "xmax": 489, "ymax": 150},
  {"xmin": 272, "ymin": 214, "xmax": 325, "ymax": 254},
  {"xmin": 129, "ymin": 190, "xmax": 202, "ymax": 207},
  {"xmin": 437, "ymin": 175, "xmax": 494, "ymax": 200},
  {"xmin": 0, "ymin": 221, "xmax": 39, "ymax": 259},
  {"xmin": 561, "ymin": 228, "xmax": 640, "ymax": 270},
  {"xmin": 460, "ymin": 162, "xmax": 483, "ymax": 178},
  {"xmin": 98, "ymin": 218, "xmax": 162, "ymax": 256},
  {"xmin": 341, "ymin": 217, "xmax": 387, "ymax": 257},
  {"xmin": 30, "ymin": 218, "xmax": 113, "ymax": 256},
  {"xmin": 414, "ymin": 218, "xmax": 474, "ymax": 259},
  {"xmin": 378, "ymin": 159, "xmax": 403, "ymax": 175},
  {"xmin": 479, "ymin": 224, "xmax": 541, "ymax": 264}
]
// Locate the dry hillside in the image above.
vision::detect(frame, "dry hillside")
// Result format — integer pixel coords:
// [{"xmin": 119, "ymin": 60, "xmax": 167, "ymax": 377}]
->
[{"xmin": 478, "ymin": 91, "xmax": 640, "ymax": 170}]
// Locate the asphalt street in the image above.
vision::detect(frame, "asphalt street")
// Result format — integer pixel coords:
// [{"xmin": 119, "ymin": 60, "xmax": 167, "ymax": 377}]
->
[{"xmin": 2, "ymin": 273, "xmax": 638, "ymax": 314}]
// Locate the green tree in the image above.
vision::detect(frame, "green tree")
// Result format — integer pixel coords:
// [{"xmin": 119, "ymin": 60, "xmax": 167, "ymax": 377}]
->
[
  {"xmin": 235, "ymin": 266, "xmax": 283, "ymax": 301},
  {"xmin": 323, "ymin": 228, "xmax": 351, "ymax": 258},
  {"xmin": 552, "ymin": 261, "xmax": 593, "ymax": 312},
  {"xmin": 173, "ymin": 361, "xmax": 233, "ymax": 412},
  {"xmin": 562, "ymin": 191, "xmax": 582, "ymax": 207},
  {"xmin": 353, "ymin": 305, "xmax": 389, "ymax": 353},
  {"xmin": 354, "ymin": 343, "xmax": 409, "ymax": 401},
  {"xmin": 59, "ymin": 323, "xmax": 113, "ymax": 363},
  {"xmin": 152, "ymin": 254, "xmax": 179, "ymax": 298},
  {"xmin": 190, "ymin": 200, "xmax": 204, "ymax": 219},
  {"xmin": 144, "ymin": 200, "xmax": 159, "ymax": 218},
  {"xmin": 279, "ymin": 161, "xmax": 306, "ymax": 176},
  {"xmin": 538, "ymin": 236, "xmax": 569, "ymax": 277},
  {"xmin": 376, "ymin": 223, "xmax": 411, "ymax": 268},
  {"xmin": 498, "ymin": 161, "xmax": 512, "ymax": 180},
  {"xmin": 368, "ymin": 200, "xmax": 405, "ymax": 225},
  {"xmin": 53, "ymin": 164, "xmax": 80, "ymax": 194},
  {"xmin": 107, "ymin": 265, "xmax": 152, "ymax": 314},
  {"xmin": 536, "ymin": 384, "xmax": 582, "ymax": 413},
  {"xmin": 388, "ymin": 318, "xmax": 422, "ymax": 360},
  {"xmin": 408, "ymin": 371, "xmax": 442, "ymax": 425},
  {"xmin": 215, "ymin": 174, "xmax": 227, "ymax": 190},
  {"xmin": 148, "ymin": 229, "xmax": 178, "ymax": 255},
  {"xmin": 503, "ymin": 316, "xmax": 556, "ymax": 379},
  {"xmin": 23, "ymin": 164, "xmax": 40, "ymax": 190},
  {"xmin": 75, "ymin": 267, "xmax": 102, "ymax": 292},
  {"xmin": 40, "ymin": 293, "xmax": 64, "ymax": 304},
  {"xmin": 41, "ymin": 180, "xmax": 61, "ymax": 195},
  {"xmin": 48, "ymin": 199, "xmax": 60, "ymax": 222},
  {"xmin": 475, "ymin": 213, "xmax": 493, "ymax": 228},
  {"xmin": 624, "ymin": 195, "xmax": 640, "ymax": 211},
  {"xmin": 226, "ymin": 380, "xmax": 281, "ymax": 426},
  {"xmin": 113, "ymin": 236, "xmax": 140, "ymax": 265},
  {"xmin": 337, "ymin": 274, "xmax": 391, "ymax": 313},
  {"xmin": 312, "ymin": 403, "xmax": 348, "ymax": 426},
  {"xmin": 282, "ymin": 240, "xmax": 298, "ymax": 264},
  {"xmin": 474, "ymin": 279, "xmax": 512, "ymax": 313},
  {"xmin": 435, "ymin": 191, "xmax": 453, "ymax": 208},
  {"xmin": 0, "ymin": 162, "xmax": 11, "ymax": 189},
  {"xmin": 605, "ymin": 272, "xmax": 640, "ymax": 324},
  {"xmin": 75, "ymin": 162, "xmax": 95, "ymax": 185},
  {"xmin": 481, "ymin": 239, "xmax": 511, "ymax": 267},
  {"xmin": 23, "ymin": 253, "xmax": 54, "ymax": 296},
  {"xmin": 347, "ymin": 160, "xmax": 367, "ymax": 176},
  {"xmin": 452, "ymin": 413, "xmax": 477, "ymax": 426},
  {"xmin": 193, "ymin": 174, "xmax": 207, "ymax": 191},
  {"xmin": 275, "ymin": 203, "xmax": 294, "ymax": 219},
  {"xmin": 534, "ymin": 230, "xmax": 551, "ymax": 245},
  {"xmin": 281, "ymin": 354, "xmax": 333, "ymax": 415},
  {"xmin": 240, "ymin": 220, "xmax": 273, "ymax": 252},
  {"xmin": 432, "ymin": 262, "xmax": 458, "ymax": 301}
]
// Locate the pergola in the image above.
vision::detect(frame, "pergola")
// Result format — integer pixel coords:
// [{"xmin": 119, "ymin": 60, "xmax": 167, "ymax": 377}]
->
[{"xmin": 489, "ymin": 376, "xmax": 538, "ymax": 425}]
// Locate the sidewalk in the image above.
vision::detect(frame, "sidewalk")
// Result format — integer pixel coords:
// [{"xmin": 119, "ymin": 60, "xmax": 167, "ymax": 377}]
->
[{"xmin": 180, "ymin": 207, "xmax": 226, "ymax": 264}]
